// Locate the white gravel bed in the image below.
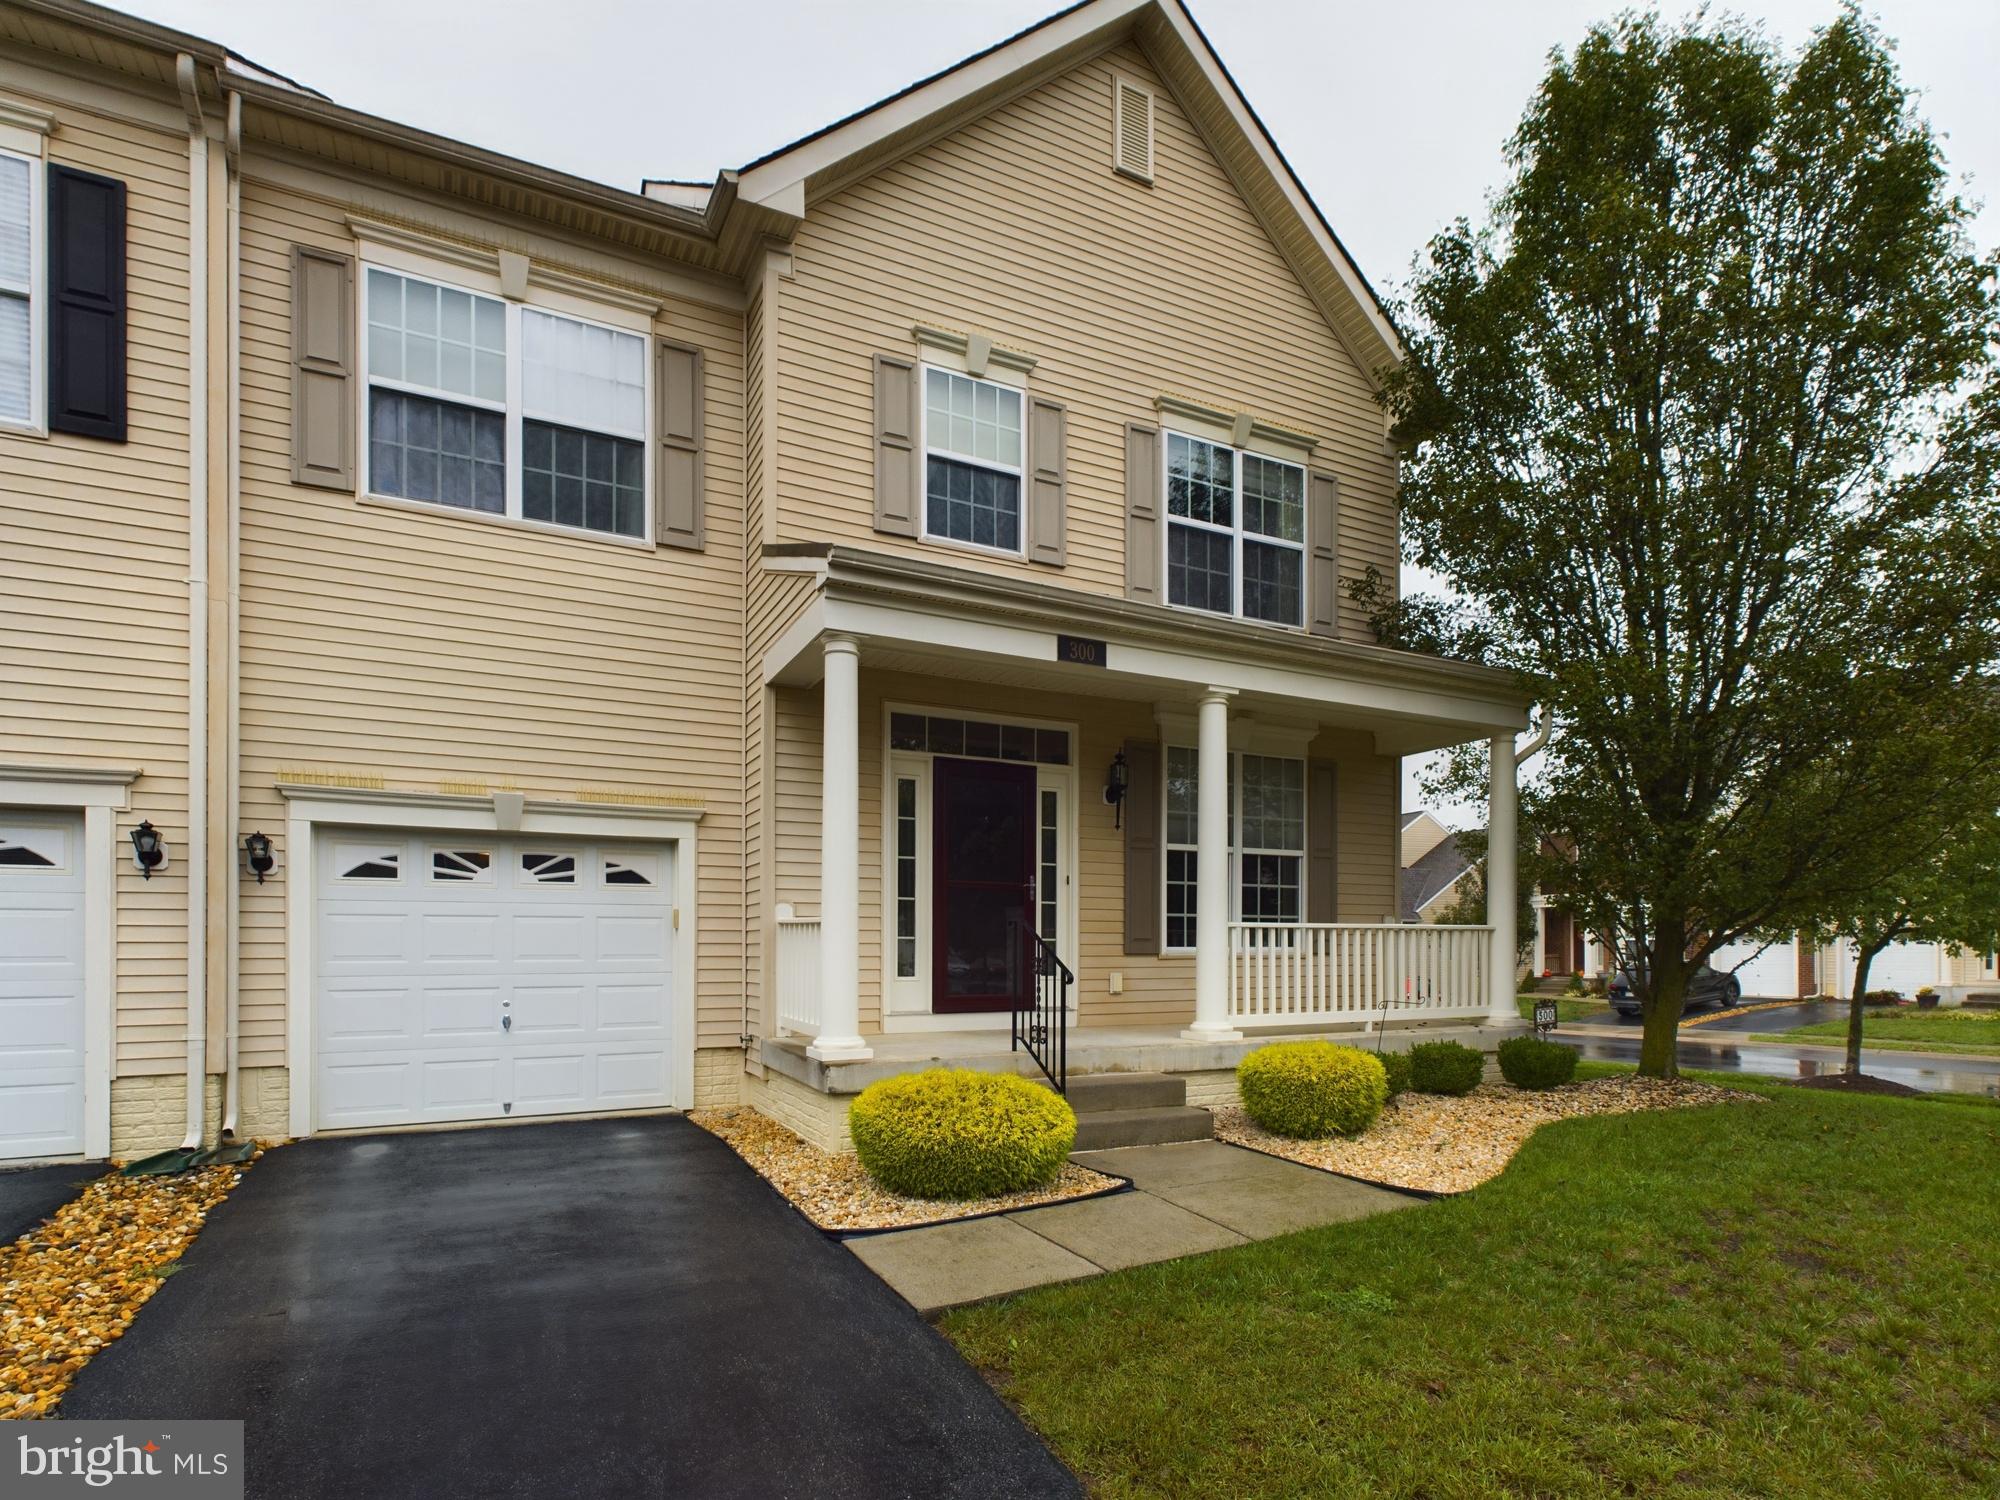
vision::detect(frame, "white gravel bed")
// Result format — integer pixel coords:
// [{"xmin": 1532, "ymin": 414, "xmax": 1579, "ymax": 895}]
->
[
  {"xmin": 1213, "ymin": 1076, "xmax": 1764, "ymax": 1195},
  {"xmin": 689, "ymin": 1107, "xmax": 1122, "ymax": 1232}
]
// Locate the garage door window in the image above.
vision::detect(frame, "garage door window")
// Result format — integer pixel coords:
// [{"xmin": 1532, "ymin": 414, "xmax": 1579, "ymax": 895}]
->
[
  {"xmin": 430, "ymin": 849, "xmax": 492, "ymax": 883},
  {"xmin": 336, "ymin": 847, "xmax": 401, "ymax": 881},
  {"xmin": 521, "ymin": 851, "xmax": 577, "ymax": 884},
  {"xmin": 0, "ymin": 832, "xmax": 58, "ymax": 867},
  {"xmin": 603, "ymin": 854, "xmax": 656, "ymax": 886}
]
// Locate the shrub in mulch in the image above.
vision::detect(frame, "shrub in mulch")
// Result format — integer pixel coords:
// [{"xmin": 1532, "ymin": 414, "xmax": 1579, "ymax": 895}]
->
[
  {"xmin": 849, "ymin": 1069, "xmax": 1076, "ymax": 1200},
  {"xmin": 1792, "ymin": 1073, "xmax": 1923, "ymax": 1096},
  {"xmin": 1380, "ymin": 1049, "xmax": 1413, "ymax": 1101},
  {"xmin": 1862, "ymin": 990, "xmax": 1904, "ymax": 1006},
  {"xmin": 1408, "ymin": 1040, "xmax": 1486, "ymax": 1097},
  {"xmin": 1497, "ymin": 1036, "xmax": 1580, "ymax": 1091},
  {"xmin": 1238, "ymin": 1041, "xmax": 1388, "ymax": 1139}
]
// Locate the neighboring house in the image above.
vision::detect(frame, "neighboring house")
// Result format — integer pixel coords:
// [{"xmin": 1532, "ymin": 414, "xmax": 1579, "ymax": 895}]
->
[
  {"xmin": 1398, "ymin": 816, "xmax": 1609, "ymax": 979},
  {"xmin": 0, "ymin": 0, "xmax": 1532, "ymax": 1167}
]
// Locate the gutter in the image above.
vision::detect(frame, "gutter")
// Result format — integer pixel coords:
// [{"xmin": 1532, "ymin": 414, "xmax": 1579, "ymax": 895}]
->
[{"xmin": 175, "ymin": 53, "xmax": 207, "ymax": 1152}]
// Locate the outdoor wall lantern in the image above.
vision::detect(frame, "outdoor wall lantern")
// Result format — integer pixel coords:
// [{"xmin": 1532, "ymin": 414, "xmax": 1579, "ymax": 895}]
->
[
  {"xmin": 243, "ymin": 830, "xmax": 275, "ymax": 884},
  {"xmin": 129, "ymin": 820, "xmax": 167, "ymax": 878},
  {"xmin": 1104, "ymin": 749, "xmax": 1130, "ymax": 828}
]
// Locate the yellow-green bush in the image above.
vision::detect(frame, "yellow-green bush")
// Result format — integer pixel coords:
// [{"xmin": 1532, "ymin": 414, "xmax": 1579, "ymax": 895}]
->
[
  {"xmin": 1237, "ymin": 1041, "xmax": 1387, "ymax": 1139},
  {"xmin": 849, "ymin": 1068, "xmax": 1077, "ymax": 1200}
]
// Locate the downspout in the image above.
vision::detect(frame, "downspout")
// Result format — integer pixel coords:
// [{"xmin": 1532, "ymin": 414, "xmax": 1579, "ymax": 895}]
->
[
  {"xmin": 221, "ymin": 89, "xmax": 243, "ymax": 1139},
  {"xmin": 1516, "ymin": 708, "xmax": 1552, "ymax": 767},
  {"xmin": 176, "ymin": 54, "xmax": 208, "ymax": 1152}
]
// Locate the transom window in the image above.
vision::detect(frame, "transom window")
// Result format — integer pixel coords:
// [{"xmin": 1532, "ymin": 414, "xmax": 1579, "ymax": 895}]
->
[
  {"xmin": 0, "ymin": 149, "xmax": 37, "ymax": 427},
  {"xmin": 1165, "ymin": 432, "xmax": 1306, "ymax": 627},
  {"xmin": 1163, "ymin": 747, "xmax": 1306, "ymax": 948},
  {"xmin": 888, "ymin": 712, "xmax": 1069, "ymax": 766},
  {"xmin": 923, "ymin": 367, "xmax": 1023, "ymax": 554},
  {"xmin": 364, "ymin": 266, "xmax": 650, "ymax": 541}
]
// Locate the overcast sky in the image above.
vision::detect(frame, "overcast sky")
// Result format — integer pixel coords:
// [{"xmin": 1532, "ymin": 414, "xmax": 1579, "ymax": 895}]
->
[{"xmin": 128, "ymin": 0, "xmax": 1999, "ymax": 825}]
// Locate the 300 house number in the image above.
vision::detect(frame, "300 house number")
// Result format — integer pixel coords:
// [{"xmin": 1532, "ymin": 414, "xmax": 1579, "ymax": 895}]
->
[{"xmin": 1056, "ymin": 634, "xmax": 1107, "ymax": 668}]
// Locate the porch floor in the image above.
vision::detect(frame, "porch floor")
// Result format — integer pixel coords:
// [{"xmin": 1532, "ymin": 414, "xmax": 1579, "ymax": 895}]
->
[{"xmin": 763, "ymin": 1016, "xmax": 1523, "ymax": 1097}]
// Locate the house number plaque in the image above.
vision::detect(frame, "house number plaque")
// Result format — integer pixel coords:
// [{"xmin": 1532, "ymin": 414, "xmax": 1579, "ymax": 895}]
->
[{"xmin": 1056, "ymin": 634, "xmax": 1107, "ymax": 668}]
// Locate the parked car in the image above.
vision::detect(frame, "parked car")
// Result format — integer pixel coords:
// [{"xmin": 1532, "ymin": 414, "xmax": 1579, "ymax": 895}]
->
[{"xmin": 1607, "ymin": 963, "xmax": 1742, "ymax": 1019}]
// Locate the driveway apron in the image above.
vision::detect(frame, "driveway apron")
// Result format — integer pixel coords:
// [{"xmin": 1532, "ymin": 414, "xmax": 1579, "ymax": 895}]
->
[{"xmin": 59, "ymin": 1116, "xmax": 1078, "ymax": 1500}]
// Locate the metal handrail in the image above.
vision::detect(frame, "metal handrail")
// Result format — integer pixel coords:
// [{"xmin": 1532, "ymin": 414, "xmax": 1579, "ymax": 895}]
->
[{"xmin": 1014, "ymin": 933, "xmax": 1072, "ymax": 1094}]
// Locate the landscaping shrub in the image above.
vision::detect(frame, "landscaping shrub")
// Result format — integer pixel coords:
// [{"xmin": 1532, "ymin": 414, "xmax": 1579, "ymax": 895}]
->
[
  {"xmin": 1497, "ymin": 1035, "xmax": 1579, "ymax": 1090},
  {"xmin": 849, "ymin": 1069, "xmax": 1076, "ymax": 1200},
  {"xmin": 1380, "ymin": 1049, "xmax": 1413, "ymax": 1100},
  {"xmin": 1408, "ymin": 1040, "xmax": 1485, "ymax": 1096},
  {"xmin": 1238, "ymin": 1041, "xmax": 1387, "ymax": 1138},
  {"xmin": 1863, "ymin": 989, "xmax": 1903, "ymax": 1006}
]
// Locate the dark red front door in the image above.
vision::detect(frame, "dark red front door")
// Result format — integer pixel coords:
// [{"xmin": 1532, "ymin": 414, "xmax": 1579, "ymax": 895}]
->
[{"xmin": 932, "ymin": 756, "xmax": 1036, "ymax": 1013}]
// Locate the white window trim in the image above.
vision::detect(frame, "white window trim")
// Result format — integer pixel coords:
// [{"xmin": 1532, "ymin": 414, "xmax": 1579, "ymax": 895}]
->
[
  {"xmin": 357, "ymin": 260, "xmax": 655, "ymax": 547},
  {"xmin": 0, "ymin": 141, "xmax": 46, "ymax": 437},
  {"xmin": 1160, "ymin": 429, "xmax": 1308, "ymax": 630},
  {"xmin": 1160, "ymin": 746, "xmax": 1307, "ymax": 954},
  {"xmin": 876, "ymin": 701, "xmax": 1079, "ymax": 1032},
  {"xmin": 279, "ymin": 785, "xmax": 702, "ymax": 1137},
  {"xmin": 917, "ymin": 363, "xmax": 1028, "ymax": 561}
]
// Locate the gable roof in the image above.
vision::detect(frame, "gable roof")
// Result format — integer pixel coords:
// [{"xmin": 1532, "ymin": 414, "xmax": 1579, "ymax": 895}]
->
[
  {"xmin": 1400, "ymin": 828, "xmax": 1482, "ymax": 922},
  {"xmin": 732, "ymin": 0, "xmax": 1402, "ymax": 384}
]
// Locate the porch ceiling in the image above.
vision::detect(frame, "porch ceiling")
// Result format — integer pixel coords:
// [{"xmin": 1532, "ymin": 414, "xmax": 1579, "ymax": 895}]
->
[{"xmin": 762, "ymin": 548, "xmax": 1530, "ymax": 756}]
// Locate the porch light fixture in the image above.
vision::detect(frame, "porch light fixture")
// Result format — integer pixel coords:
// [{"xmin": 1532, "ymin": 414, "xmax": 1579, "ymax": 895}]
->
[
  {"xmin": 130, "ymin": 820, "xmax": 167, "ymax": 878},
  {"xmin": 1104, "ymin": 750, "xmax": 1130, "ymax": 828},
  {"xmin": 243, "ymin": 830, "xmax": 275, "ymax": 884}
]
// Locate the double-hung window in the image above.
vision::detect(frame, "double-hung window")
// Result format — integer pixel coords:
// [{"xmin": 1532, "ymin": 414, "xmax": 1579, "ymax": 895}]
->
[
  {"xmin": 364, "ymin": 266, "xmax": 649, "ymax": 541},
  {"xmin": 1163, "ymin": 747, "xmax": 1306, "ymax": 949},
  {"xmin": 923, "ymin": 366, "xmax": 1024, "ymax": 554},
  {"xmin": 1165, "ymin": 432, "xmax": 1306, "ymax": 626},
  {"xmin": 0, "ymin": 148, "xmax": 38, "ymax": 428}
]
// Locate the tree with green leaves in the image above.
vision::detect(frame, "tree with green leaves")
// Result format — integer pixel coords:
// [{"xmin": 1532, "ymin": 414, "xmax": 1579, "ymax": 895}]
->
[{"xmin": 1369, "ymin": 9, "xmax": 2000, "ymax": 1077}]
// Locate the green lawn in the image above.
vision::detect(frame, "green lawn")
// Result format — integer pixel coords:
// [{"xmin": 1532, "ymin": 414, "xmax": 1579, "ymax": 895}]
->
[
  {"xmin": 1755, "ymin": 1008, "xmax": 2000, "ymax": 1057},
  {"xmin": 943, "ymin": 1073, "xmax": 2000, "ymax": 1498},
  {"xmin": 1514, "ymin": 993, "xmax": 1611, "ymax": 1022}
]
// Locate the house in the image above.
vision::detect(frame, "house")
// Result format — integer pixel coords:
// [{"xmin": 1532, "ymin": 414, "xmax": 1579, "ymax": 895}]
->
[
  {"xmin": 0, "ymin": 0, "xmax": 1533, "ymax": 1167},
  {"xmin": 1398, "ymin": 815, "xmax": 1609, "ymax": 981}
]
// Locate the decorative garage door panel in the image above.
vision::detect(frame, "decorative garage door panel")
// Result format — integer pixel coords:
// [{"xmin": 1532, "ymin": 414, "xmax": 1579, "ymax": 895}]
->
[
  {"xmin": 1867, "ymin": 941, "xmax": 1942, "ymax": 998},
  {"xmin": 1711, "ymin": 937, "xmax": 1798, "ymax": 999},
  {"xmin": 0, "ymin": 814, "xmax": 86, "ymax": 1161},
  {"xmin": 315, "ymin": 834, "xmax": 674, "ymax": 1131}
]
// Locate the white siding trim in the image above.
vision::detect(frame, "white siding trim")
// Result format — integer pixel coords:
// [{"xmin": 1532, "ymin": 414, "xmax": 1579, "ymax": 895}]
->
[{"xmin": 282, "ymin": 788, "xmax": 702, "ymax": 1138}]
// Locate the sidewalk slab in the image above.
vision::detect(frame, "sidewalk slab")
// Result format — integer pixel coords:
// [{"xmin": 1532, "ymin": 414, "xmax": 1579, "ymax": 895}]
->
[
  {"xmin": 1144, "ymin": 1169, "xmax": 1409, "ymax": 1240},
  {"xmin": 846, "ymin": 1215, "xmax": 1100, "ymax": 1312},
  {"xmin": 1005, "ymin": 1189, "xmax": 1246, "ymax": 1271}
]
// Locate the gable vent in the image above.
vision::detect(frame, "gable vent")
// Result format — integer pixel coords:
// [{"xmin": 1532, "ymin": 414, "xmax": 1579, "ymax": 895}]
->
[{"xmin": 1112, "ymin": 75, "xmax": 1155, "ymax": 184}]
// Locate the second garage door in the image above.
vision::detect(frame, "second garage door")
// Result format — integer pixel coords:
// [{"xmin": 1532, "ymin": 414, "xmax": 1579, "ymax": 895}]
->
[{"xmin": 315, "ymin": 832, "xmax": 677, "ymax": 1132}]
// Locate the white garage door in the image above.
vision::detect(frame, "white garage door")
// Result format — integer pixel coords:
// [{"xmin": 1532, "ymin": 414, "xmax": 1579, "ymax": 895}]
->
[
  {"xmin": 1867, "ymin": 942, "xmax": 1941, "ymax": 997},
  {"xmin": 315, "ymin": 832, "xmax": 676, "ymax": 1131},
  {"xmin": 1711, "ymin": 937, "xmax": 1798, "ymax": 999},
  {"xmin": 0, "ymin": 814, "xmax": 86, "ymax": 1160}
]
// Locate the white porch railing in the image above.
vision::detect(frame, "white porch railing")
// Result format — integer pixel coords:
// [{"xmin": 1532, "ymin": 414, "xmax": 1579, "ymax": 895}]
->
[
  {"xmin": 775, "ymin": 914, "xmax": 823, "ymax": 1038},
  {"xmin": 1228, "ymin": 923, "xmax": 1493, "ymax": 1026}
]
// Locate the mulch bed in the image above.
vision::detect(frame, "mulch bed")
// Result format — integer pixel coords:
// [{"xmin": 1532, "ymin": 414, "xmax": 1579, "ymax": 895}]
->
[
  {"xmin": 689, "ymin": 1108, "xmax": 1121, "ymax": 1232},
  {"xmin": 2, "ymin": 1156, "xmax": 256, "ymax": 1419},
  {"xmin": 1791, "ymin": 1072, "xmax": 1923, "ymax": 1096},
  {"xmin": 1214, "ymin": 1076, "xmax": 1764, "ymax": 1195}
]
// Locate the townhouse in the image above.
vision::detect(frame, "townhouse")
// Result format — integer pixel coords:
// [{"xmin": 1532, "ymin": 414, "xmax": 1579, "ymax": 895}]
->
[{"xmin": 0, "ymin": 0, "xmax": 1531, "ymax": 1165}]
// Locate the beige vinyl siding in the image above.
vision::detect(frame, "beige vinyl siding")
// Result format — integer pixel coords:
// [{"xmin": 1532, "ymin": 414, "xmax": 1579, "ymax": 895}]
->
[
  {"xmin": 771, "ymin": 43, "xmax": 1397, "ymax": 642},
  {"xmin": 768, "ymin": 667, "xmax": 1400, "ymax": 1031},
  {"xmin": 0, "ymin": 90, "xmax": 194, "ymax": 1077},
  {"xmin": 233, "ymin": 169, "xmax": 749, "ymax": 1067},
  {"xmin": 741, "ymin": 566, "xmax": 817, "ymax": 1049}
]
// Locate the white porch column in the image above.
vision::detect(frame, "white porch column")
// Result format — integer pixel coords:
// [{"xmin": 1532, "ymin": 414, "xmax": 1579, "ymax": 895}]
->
[
  {"xmin": 1487, "ymin": 734, "xmax": 1520, "ymax": 1026},
  {"xmin": 1531, "ymin": 894, "xmax": 1549, "ymax": 979},
  {"xmin": 809, "ymin": 635, "xmax": 871, "ymax": 1061},
  {"xmin": 1184, "ymin": 687, "xmax": 1241, "ymax": 1042}
]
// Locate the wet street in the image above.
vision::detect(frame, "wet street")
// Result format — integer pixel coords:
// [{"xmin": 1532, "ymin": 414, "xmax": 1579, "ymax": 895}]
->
[{"xmin": 1559, "ymin": 1002, "xmax": 2000, "ymax": 1098}]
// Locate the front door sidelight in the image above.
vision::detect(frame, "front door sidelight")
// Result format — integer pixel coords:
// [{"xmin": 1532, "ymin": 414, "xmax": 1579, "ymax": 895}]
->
[{"xmin": 932, "ymin": 756, "xmax": 1037, "ymax": 1013}]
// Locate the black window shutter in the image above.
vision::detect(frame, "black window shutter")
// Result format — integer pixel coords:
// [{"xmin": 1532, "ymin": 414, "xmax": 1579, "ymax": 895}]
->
[{"xmin": 47, "ymin": 165, "xmax": 127, "ymax": 442}]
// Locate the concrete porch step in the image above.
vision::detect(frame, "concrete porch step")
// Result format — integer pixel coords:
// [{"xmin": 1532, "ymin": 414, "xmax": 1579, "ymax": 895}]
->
[
  {"xmin": 1072, "ymin": 1104, "xmax": 1215, "ymax": 1152},
  {"xmin": 1064, "ymin": 1071, "xmax": 1186, "ymax": 1113}
]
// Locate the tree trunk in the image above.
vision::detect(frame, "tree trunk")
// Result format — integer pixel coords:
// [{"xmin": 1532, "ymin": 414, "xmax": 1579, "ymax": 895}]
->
[
  {"xmin": 1637, "ymin": 963, "xmax": 1688, "ymax": 1080},
  {"xmin": 1846, "ymin": 946, "xmax": 1878, "ymax": 1076}
]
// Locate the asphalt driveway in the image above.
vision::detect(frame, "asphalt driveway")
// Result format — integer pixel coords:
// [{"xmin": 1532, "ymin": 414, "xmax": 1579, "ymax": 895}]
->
[
  {"xmin": 60, "ymin": 1116, "xmax": 1078, "ymax": 1500},
  {"xmin": 0, "ymin": 1160, "xmax": 104, "ymax": 1244}
]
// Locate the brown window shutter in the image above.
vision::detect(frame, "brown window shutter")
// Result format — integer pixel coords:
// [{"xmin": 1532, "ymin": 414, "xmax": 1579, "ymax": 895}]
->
[
  {"xmin": 1306, "ymin": 758, "xmax": 1338, "ymax": 922},
  {"xmin": 1026, "ymin": 396, "xmax": 1067, "ymax": 566},
  {"xmin": 1123, "ymin": 738, "xmax": 1162, "ymax": 954},
  {"xmin": 290, "ymin": 245, "xmax": 354, "ymax": 490},
  {"xmin": 873, "ymin": 353, "xmax": 919, "ymax": 536},
  {"xmin": 656, "ymin": 339, "xmax": 705, "ymax": 550},
  {"xmin": 1125, "ymin": 422, "xmax": 1160, "ymax": 602},
  {"xmin": 1308, "ymin": 470, "xmax": 1340, "ymax": 636}
]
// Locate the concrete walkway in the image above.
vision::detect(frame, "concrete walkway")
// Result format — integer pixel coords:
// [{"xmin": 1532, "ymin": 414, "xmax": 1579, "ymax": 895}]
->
[{"xmin": 847, "ymin": 1140, "xmax": 1418, "ymax": 1313}]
